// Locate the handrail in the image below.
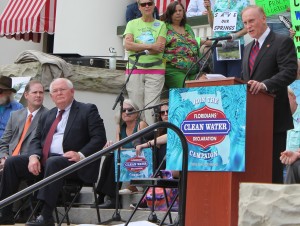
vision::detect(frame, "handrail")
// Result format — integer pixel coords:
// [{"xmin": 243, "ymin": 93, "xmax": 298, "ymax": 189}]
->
[{"xmin": 0, "ymin": 121, "xmax": 188, "ymax": 226}]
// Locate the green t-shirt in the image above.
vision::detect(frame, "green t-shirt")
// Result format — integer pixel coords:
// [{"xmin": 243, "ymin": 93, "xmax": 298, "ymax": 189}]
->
[{"xmin": 124, "ymin": 18, "xmax": 167, "ymax": 70}]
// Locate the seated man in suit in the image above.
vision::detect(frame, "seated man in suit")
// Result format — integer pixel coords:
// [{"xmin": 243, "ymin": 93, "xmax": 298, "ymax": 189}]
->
[
  {"xmin": 0, "ymin": 80, "xmax": 47, "ymax": 222},
  {"xmin": 0, "ymin": 80, "xmax": 48, "ymax": 168},
  {"xmin": 0, "ymin": 78, "xmax": 107, "ymax": 225}
]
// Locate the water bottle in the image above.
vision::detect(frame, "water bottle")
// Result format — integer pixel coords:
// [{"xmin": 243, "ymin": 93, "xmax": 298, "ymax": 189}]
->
[{"xmin": 109, "ymin": 47, "xmax": 117, "ymax": 70}]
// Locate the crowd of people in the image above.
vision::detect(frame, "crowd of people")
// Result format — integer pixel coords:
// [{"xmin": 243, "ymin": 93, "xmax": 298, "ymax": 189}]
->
[{"xmin": 0, "ymin": 0, "xmax": 298, "ymax": 225}]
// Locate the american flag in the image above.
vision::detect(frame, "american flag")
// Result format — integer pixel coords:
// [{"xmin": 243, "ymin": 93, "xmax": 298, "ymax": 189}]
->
[{"xmin": 155, "ymin": 0, "xmax": 190, "ymax": 15}]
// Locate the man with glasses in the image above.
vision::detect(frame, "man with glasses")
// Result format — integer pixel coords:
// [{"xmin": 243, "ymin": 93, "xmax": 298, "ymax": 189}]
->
[{"xmin": 0, "ymin": 78, "xmax": 107, "ymax": 225}]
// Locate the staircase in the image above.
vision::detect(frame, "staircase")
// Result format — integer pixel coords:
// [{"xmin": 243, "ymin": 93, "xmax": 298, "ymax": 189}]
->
[{"xmin": 55, "ymin": 187, "xmax": 178, "ymax": 225}]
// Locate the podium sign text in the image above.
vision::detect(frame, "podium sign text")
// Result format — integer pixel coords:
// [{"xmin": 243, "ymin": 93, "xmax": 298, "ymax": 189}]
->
[{"xmin": 167, "ymin": 84, "xmax": 247, "ymax": 171}]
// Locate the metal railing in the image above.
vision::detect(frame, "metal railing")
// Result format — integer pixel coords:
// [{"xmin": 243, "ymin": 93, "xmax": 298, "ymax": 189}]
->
[{"xmin": 0, "ymin": 121, "xmax": 188, "ymax": 226}]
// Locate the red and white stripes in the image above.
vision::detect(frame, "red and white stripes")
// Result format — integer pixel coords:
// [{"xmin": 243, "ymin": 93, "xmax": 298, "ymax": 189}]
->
[{"xmin": 0, "ymin": 0, "xmax": 56, "ymax": 42}]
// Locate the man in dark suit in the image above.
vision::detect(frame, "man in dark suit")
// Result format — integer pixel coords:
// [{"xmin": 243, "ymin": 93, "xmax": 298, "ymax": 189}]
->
[
  {"xmin": 241, "ymin": 5, "xmax": 297, "ymax": 183},
  {"xmin": 0, "ymin": 78, "xmax": 107, "ymax": 225}
]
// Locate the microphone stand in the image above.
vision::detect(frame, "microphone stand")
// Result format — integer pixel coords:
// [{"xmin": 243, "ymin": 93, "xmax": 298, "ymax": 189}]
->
[
  {"xmin": 182, "ymin": 40, "xmax": 219, "ymax": 87},
  {"xmin": 147, "ymin": 106, "xmax": 163, "ymax": 223},
  {"xmin": 195, "ymin": 40, "xmax": 219, "ymax": 80},
  {"xmin": 129, "ymin": 105, "xmax": 161, "ymax": 223},
  {"xmin": 102, "ymin": 56, "xmax": 139, "ymax": 224}
]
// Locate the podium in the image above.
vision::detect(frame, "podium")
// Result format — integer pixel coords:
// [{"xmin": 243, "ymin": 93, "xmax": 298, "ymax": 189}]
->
[{"xmin": 184, "ymin": 78, "xmax": 274, "ymax": 226}]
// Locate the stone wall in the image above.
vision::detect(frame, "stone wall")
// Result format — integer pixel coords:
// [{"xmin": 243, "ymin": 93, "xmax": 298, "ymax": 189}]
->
[{"xmin": 0, "ymin": 62, "xmax": 125, "ymax": 94}]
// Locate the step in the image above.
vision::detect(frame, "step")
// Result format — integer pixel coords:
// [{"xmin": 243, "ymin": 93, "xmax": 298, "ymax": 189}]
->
[{"xmin": 56, "ymin": 207, "xmax": 178, "ymax": 225}]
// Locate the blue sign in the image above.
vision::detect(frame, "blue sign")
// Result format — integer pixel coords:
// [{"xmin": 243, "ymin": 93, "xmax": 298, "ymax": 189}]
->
[
  {"xmin": 114, "ymin": 148, "xmax": 153, "ymax": 182},
  {"xmin": 167, "ymin": 84, "xmax": 247, "ymax": 172}
]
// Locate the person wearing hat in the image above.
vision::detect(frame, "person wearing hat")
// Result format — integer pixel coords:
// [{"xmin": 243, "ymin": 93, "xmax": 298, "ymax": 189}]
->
[{"xmin": 0, "ymin": 76, "xmax": 23, "ymax": 138}]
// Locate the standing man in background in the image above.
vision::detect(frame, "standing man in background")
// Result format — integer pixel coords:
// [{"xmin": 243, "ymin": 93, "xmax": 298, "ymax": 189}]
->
[
  {"xmin": 241, "ymin": 5, "xmax": 297, "ymax": 183},
  {"xmin": 0, "ymin": 76, "xmax": 23, "ymax": 138},
  {"xmin": 187, "ymin": 0, "xmax": 212, "ymax": 17}
]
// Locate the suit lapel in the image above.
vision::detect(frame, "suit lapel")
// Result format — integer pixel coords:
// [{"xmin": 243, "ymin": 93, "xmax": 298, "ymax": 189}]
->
[
  {"xmin": 251, "ymin": 32, "xmax": 274, "ymax": 77},
  {"xmin": 244, "ymin": 41, "xmax": 254, "ymax": 80},
  {"xmin": 64, "ymin": 101, "xmax": 78, "ymax": 140}
]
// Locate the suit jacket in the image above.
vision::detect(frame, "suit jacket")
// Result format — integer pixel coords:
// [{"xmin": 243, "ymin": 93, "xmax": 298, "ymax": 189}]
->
[
  {"xmin": 29, "ymin": 100, "xmax": 107, "ymax": 183},
  {"xmin": 242, "ymin": 31, "xmax": 297, "ymax": 133},
  {"xmin": 0, "ymin": 106, "xmax": 48, "ymax": 158}
]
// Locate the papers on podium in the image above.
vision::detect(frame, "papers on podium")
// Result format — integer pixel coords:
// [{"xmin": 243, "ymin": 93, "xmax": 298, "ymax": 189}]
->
[{"xmin": 205, "ymin": 74, "xmax": 226, "ymax": 79}]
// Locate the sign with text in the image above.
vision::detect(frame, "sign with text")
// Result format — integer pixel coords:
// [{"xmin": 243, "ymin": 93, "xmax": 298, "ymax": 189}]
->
[
  {"xmin": 213, "ymin": 11, "xmax": 237, "ymax": 32},
  {"xmin": 290, "ymin": 0, "xmax": 300, "ymax": 58},
  {"xmin": 114, "ymin": 148, "xmax": 153, "ymax": 182},
  {"xmin": 167, "ymin": 85, "xmax": 247, "ymax": 171},
  {"xmin": 255, "ymin": 0, "xmax": 289, "ymax": 16}
]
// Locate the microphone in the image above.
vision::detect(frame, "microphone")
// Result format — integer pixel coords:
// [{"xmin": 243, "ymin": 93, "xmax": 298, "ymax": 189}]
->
[
  {"xmin": 207, "ymin": 36, "xmax": 233, "ymax": 41},
  {"xmin": 278, "ymin": 15, "xmax": 292, "ymax": 29},
  {"xmin": 129, "ymin": 50, "xmax": 150, "ymax": 57}
]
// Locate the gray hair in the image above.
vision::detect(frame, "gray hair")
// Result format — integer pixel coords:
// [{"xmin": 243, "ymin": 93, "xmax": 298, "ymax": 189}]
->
[{"xmin": 49, "ymin": 78, "xmax": 73, "ymax": 93}]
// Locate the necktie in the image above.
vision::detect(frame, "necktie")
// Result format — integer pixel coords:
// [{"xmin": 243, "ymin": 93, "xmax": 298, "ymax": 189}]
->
[
  {"xmin": 42, "ymin": 110, "xmax": 65, "ymax": 165},
  {"xmin": 12, "ymin": 114, "xmax": 33, "ymax": 156},
  {"xmin": 249, "ymin": 40, "xmax": 259, "ymax": 75}
]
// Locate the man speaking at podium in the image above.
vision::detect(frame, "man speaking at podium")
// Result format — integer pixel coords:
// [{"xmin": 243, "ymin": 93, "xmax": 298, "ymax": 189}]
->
[{"xmin": 241, "ymin": 5, "xmax": 297, "ymax": 183}]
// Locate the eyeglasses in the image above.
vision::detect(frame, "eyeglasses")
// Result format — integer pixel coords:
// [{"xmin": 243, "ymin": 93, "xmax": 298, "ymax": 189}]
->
[
  {"xmin": 122, "ymin": 108, "xmax": 134, "ymax": 113},
  {"xmin": 139, "ymin": 1, "xmax": 154, "ymax": 7},
  {"xmin": 160, "ymin": 110, "xmax": 168, "ymax": 115},
  {"xmin": 51, "ymin": 88, "xmax": 68, "ymax": 94}
]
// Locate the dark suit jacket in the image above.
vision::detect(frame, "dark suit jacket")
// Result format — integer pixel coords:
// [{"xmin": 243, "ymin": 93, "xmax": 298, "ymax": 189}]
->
[
  {"xmin": 29, "ymin": 100, "xmax": 107, "ymax": 183},
  {"xmin": 242, "ymin": 31, "xmax": 297, "ymax": 133},
  {"xmin": 0, "ymin": 106, "xmax": 48, "ymax": 158}
]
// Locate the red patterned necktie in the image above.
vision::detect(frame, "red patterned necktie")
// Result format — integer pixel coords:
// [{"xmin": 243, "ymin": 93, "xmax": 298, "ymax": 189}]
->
[
  {"xmin": 249, "ymin": 40, "xmax": 259, "ymax": 75},
  {"xmin": 42, "ymin": 110, "xmax": 65, "ymax": 165}
]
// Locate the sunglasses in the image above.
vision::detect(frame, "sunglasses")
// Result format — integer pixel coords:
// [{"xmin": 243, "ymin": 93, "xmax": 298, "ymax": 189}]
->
[
  {"xmin": 122, "ymin": 108, "xmax": 134, "ymax": 113},
  {"xmin": 160, "ymin": 110, "xmax": 168, "ymax": 115},
  {"xmin": 0, "ymin": 89, "xmax": 3, "ymax": 94},
  {"xmin": 139, "ymin": 1, "xmax": 154, "ymax": 7}
]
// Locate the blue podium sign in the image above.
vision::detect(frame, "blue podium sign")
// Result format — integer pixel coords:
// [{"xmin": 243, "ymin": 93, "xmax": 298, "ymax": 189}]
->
[{"xmin": 167, "ymin": 84, "xmax": 247, "ymax": 172}]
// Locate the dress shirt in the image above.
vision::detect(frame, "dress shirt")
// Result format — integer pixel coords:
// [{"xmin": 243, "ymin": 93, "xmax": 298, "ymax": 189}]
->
[
  {"xmin": 50, "ymin": 102, "xmax": 72, "ymax": 155},
  {"xmin": 187, "ymin": 0, "xmax": 213, "ymax": 17}
]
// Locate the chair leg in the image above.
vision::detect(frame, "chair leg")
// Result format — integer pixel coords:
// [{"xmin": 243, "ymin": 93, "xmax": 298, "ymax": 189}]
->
[
  {"xmin": 92, "ymin": 183, "xmax": 101, "ymax": 223},
  {"xmin": 54, "ymin": 207, "xmax": 60, "ymax": 224},
  {"xmin": 125, "ymin": 187, "xmax": 151, "ymax": 226},
  {"xmin": 159, "ymin": 192, "xmax": 179, "ymax": 226},
  {"xmin": 26, "ymin": 200, "xmax": 42, "ymax": 222},
  {"xmin": 58, "ymin": 188, "xmax": 82, "ymax": 226},
  {"xmin": 162, "ymin": 188, "xmax": 173, "ymax": 224}
]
